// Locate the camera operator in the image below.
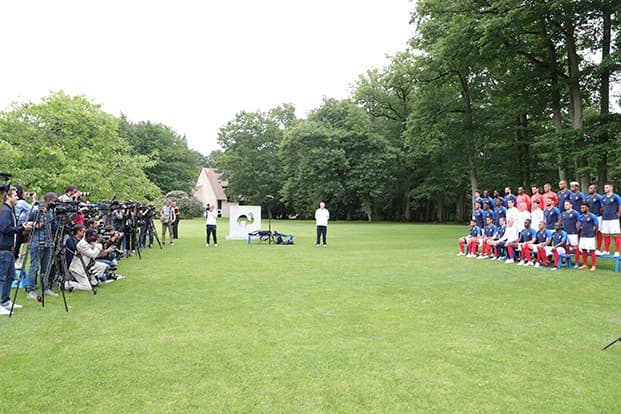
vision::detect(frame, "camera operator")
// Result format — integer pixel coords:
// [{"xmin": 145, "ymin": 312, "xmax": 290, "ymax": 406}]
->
[
  {"xmin": 139, "ymin": 204, "xmax": 154, "ymax": 248},
  {"xmin": 14, "ymin": 185, "xmax": 37, "ymax": 268},
  {"xmin": 25, "ymin": 192, "xmax": 60, "ymax": 300},
  {"xmin": 67, "ymin": 228, "xmax": 116, "ymax": 290},
  {"xmin": 97, "ymin": 225, "xmax": 124, "ymax": 268},
  {"xmin": 58, "ymin": 185, "xmax": 77, "ymax": 202},
  {"xmin": 160, "ymin": 200, "xmax": 174, "ymax": 245},
  {"xmin": 0, "ymin": 187, "xmax": 33, "ymax": 313}
]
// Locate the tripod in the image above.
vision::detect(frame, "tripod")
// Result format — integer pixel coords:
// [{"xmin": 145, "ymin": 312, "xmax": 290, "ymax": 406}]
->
[
  {"xmin": 146, "ymin": 215, "xmax": 162, "ymax": 249},
  {"xmin": 265, "ymin": 195, "xmax": 274, "ymax": 244},
  {"xmin": 602, "ymin": 336, "xmax": 621, "ymax": 350}
]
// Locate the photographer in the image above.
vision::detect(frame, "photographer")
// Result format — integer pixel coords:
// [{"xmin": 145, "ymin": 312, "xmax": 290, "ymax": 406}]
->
[
  {"xmin": 25, "ymin": 192, "xmax": 60, "ymax": 299},
  {"xmin": 67, "ymin": 228, "xmax": 115, "ymax": 290},
  {"xmin": 205, "ymin": 204, "xmax": 218, "ymax": 247},
  {"xmin": 0, "ymin": 188, "xmax": 33, "ymax": 313},
  {"xmin": 139, "ymin": 204, "xmax": 154, "ymax": 248},
  {"xmin": 160, "ymin": 200, "xmax": 174, "ymax": 245},
  {"xmin": 58, "ymin": 185, "xmax": 77, "ymax": 202},
  {"xmin": 172, "ymin": 201, "xmax": 180, "ymax": 240},
  {"xmin": 14, "ymin": 185, "xmax": 36, "ymax": 268}
]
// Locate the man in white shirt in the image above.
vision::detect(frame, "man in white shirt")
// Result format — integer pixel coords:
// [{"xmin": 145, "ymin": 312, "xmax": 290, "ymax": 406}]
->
[
  {"xmin": 315, "ymin": 202, "xmax": 329, "ymax": 247},
  {"xmin": 204, "ymin": 204, "xmax": 218, "ymax": 247},
  {"xmin": 505, "ymin": 199, "xmax": 519, "ymax": 229}
]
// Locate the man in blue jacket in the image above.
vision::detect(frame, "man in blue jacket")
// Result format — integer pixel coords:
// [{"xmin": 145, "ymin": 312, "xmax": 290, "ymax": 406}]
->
[{"xmin": 0, "ymin": 187, "xmax": 33, "ymax": 314}]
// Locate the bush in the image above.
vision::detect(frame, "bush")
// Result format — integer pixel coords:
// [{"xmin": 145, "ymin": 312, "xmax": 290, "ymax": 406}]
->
[{"xmin": 156, "ymin": 190, "xmax": 205, "ymax": 218}]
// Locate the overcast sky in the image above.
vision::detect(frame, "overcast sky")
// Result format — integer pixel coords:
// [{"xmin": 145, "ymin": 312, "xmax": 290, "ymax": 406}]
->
[{"xmin": 0, "ymin": 0, "xmax": 415, "ymax": 155}]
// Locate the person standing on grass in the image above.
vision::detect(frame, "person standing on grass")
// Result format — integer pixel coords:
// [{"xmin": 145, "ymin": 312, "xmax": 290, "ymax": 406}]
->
[
  {"xmin": 315, "ymin": 201, "xmax": 329, "ymax": 247},
  {"xmin": 160, "ymin": 200, "xmax": 174, "ymax": 246},
  {"xmin": 0, "ymin": 188, "xmax": 33, "ymax": 314},
  {"xmin": 577, "ymin": 203, "xmax": 599, "ymax": 271},
  {"xmin": 600, "ymin": 183, "xmax": 621, "ymax": 257},
  {"xmin": 205, "ymin": 204, "xmax": 218, "ymax": 247},
  {"xmin": 172, "ymin": 201, "xmax": 180, "ymax": 240}
]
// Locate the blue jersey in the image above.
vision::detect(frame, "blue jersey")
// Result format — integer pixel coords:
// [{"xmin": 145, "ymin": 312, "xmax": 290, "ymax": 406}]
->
[
  {"xmin": 544, "ymin": 207, "xmax": 561, "ymax": 230},
  {"xmin": 468, "ymin": 225, "xmax": 482, "ymax": 238},
  {"xmin": 473, "ymin": 197, "xmax": 484, "ymax": 208},
  {"xmin": 472, "ymin": 209, "xmax": 485, "ymax": 228},
  {"xmin": 558, "ymin": 190, "xmax": 570, "ymax": 210},
  {"xmin": 494, "ymin": 205, "xmax": 507, "ymax": 221},
  {"xmin": 585, "ymin": 193, "xmax": 603, "ymax": 216},
  {"xmin": 482, "ymin": 209, "xmax": 496, "ymax": 224},
  {"xmin": 503, "ymin": 194, "xmax": 517, "ymax": 208},
  {"xmin": 568, "ymin": 191, "xmax": 586, "ymax": 211},
  {"xmin": 535, "ymin": 229, "xmax": 552, "ymax": 244},
  {"xmin": 519, "ymin": 227, "xmax": 536, "ymax": 243},
  {"xmin": 561, "ymin": 209, "xmax": 579, "ymax": 235},
  {"xmin": 551, "ymin": 230, "xmax": 568, "ymax": 248},
  {"xmin": 578, "ymin": 213, "xmax": 598, "ymax": 238},
  {"xmin": 496, "ymin": 225, "xmax": 506, "ymax": 239},
  {"xmin": 601, "ymin": 193, "xmax": 621, "ymax": 220},
  {"xmin": 483, "ymin": 224, "xmax": 497, "ymax": 238}
]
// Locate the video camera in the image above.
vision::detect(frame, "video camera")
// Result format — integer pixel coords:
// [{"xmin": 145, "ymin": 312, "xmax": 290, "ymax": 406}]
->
[{"xmin": 0, "ymin": 172, "xmax": 12, "ymax": 193}]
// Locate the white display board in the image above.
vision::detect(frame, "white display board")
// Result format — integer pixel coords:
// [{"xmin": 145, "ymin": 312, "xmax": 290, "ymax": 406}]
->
[{"xmin": 226, "ymin": 205, "xmax": 261, "ymax": 240}]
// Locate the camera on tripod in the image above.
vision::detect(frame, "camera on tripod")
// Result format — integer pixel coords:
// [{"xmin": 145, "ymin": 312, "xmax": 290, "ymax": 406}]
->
[{"xmin": 0, "ymin": 172, "xmax": 12, "ymax": 193}]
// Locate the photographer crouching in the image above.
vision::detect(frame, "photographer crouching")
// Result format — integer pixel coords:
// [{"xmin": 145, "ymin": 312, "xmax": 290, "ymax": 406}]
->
[{"xmin": 66, "ymin": 228, "xmax": 116, "ymax": 291}]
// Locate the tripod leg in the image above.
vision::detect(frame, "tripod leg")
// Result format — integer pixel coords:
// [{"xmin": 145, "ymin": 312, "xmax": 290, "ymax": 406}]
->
[
  {"xmin": 151, "ymin": 222, "xmax": 162, "ymax": 249},
  {"xmin": 602, "ymin": 336, "xmax": 621, "ymax": 350},
  {"xmin": 9, "ymin": 248, "xmax": 29, "ymax": 318},
  {"xmin": 56, "ymin": 253, "xmax": 69, "ymax": 313}
]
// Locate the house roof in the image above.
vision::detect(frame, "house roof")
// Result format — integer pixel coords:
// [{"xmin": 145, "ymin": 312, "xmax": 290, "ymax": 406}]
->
[{"xmin": 201, "ymin": 168, "xmax": 228, "ymax": 200}]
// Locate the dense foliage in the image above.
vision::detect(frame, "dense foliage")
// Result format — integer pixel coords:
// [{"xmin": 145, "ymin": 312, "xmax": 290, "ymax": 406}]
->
[
  {"xmin": 0, "ymin": 92, "xmax": 204, "ymax": 201},
  {"xmin": 216, "ymin": 1, "xmax": 620, "ymax": 221}
]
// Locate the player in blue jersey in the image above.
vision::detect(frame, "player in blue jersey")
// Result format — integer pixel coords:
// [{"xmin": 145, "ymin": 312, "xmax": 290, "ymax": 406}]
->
[
  {"xmin": 532, "ymin": 221, "xmax": 552, "ymax": 268},
  {"xmin": 504, "ymin": 187, "xmax": 517, "ymax": 209},
  {"xmin": 549, "ymin": 222, "xmax": 568, "ymax": 271},
  {"xmin": 557, "ymin": 180, "xmax": 570, "ymax": 211},
  {"xmin": 479, "ymin": 216, "xmax": 498, "ymax": 259},
  {"xmin": 514, "ymin": 219, "xmax": 537, "ymax": 266},
  {"xmin": 458, "ymin": 219, "xmax": 482, "ymax": 257},
  {"xmin": 561, "ymin": 200, "xmax": 581, "ymax": 267},
  {"xmin": 482, "ymin": 202, "xmax": 496, "ymax": 224},
  {"xmin": 600, "ymin": 184, "xmax": 621, "ymax": 257},
  {"xmin": 473, "ymin": 190, "xmax": 484, "ymax": 212},
  {"xmin": 585, "ymin": 184, "xmax": 603, "ymax": 253},
  {"xmin": 487, "ymin": 216, "xmax": 507, "ymax": 260},
  {"xmin": 493, "ymin": 198, "xmax": 507, "ymax": 222},
  {"xmin": 577, "ymin": 203, "xmax": 599, "ymax": 271},
  {"xmin": 472, "ymin": 201, "xmax": 485, "ymax": 229},
  {"xmin": 568, "ymin": 182, "xmax": 586, "ymax": 211},
  {"xmin": 543, "ymin": 197, "xmax": 561, "ymax": 230}
]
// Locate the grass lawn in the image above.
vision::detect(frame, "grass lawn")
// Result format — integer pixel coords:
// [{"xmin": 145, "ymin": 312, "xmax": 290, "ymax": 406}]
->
[{"xmin": 2, "ymin": 219, "xmax": 621, "ymax": 413}]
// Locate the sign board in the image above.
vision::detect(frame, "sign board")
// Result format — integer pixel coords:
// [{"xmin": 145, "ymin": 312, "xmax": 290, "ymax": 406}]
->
[{"xmin": 226, "ymin": 205, "xmax": 261, "ymax": 240}]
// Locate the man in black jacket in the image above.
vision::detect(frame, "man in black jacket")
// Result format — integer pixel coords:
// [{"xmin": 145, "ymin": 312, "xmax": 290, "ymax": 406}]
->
[{"xmin": 0, "ymin": 188, "xmax": 33, "ymax": 313}]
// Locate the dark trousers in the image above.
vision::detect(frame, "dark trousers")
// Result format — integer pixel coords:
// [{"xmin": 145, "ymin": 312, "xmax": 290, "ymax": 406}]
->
[
  {"xmin": 316, "ymin": 226, "xmax": 327, "ymax": 245},
  {"xmin": 172, "ymin": 218, "xmax": 179, "ymax": 239},
  {"xmin": 206, "ymin": 225, "xmax": 217, "ymax": 245}
]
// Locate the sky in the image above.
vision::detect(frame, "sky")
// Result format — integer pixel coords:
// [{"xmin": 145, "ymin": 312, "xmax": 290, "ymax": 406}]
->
[{"xmin": 0, "ymin": 0, "xmax": 415, "ymax": 155}]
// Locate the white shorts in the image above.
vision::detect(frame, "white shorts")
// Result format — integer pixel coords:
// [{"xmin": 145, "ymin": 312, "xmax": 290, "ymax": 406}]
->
[
  {"xmin": 600, "ymin": 219, "xmax": 620, "ymax": 234},
  {"xmin": 567, "ymin": 234, "xmax": 579, "ymax": 246},
  {"xmin": 579, "ymin": 237, "xmax": 596, "ymax": 251},
  {"xmin": 546, "ymin": 246, "xmax": 566, "ymax": 256}
]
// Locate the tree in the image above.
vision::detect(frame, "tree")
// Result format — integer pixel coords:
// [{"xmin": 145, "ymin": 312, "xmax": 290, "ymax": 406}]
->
[
  {"xmin": 118, "ymin": 116, "xmax": 203, "ymax": 194},
  {"xmin": 0, "ymin": 92, "xmax": 160, "ymax": 200}
]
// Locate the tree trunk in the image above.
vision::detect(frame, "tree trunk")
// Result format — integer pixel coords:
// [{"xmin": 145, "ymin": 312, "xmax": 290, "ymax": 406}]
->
[
  {"xmin": 598, "ymin": 8, "xmax": 611, "ymax": 185},
  {"xmin": 566, "ymin": 20, "xmax": 588, "ymax": 188}
]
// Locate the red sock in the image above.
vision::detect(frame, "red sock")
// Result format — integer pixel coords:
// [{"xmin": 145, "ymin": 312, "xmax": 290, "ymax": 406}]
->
[
  {"xmin": 604, "ymin": 235, "xmax": 611, "ymax": 252},
  {"xmin": 614, "ymin": 235, "xmax": 620, "ymax": 253},
  {"xmin": 470, "ymin": 242, "xmax": 478, "ymax": 255},
  {"xmin": 522, "ymin": 246, "xmax": 531, "ymax": 262},
  {"xmin": 597, "ymin": 232, "xmax": 603, "ymax": 250},
  {"xmin": 459, "ymin": 240, "xmax": 465, "ymax": 253},
  {"xmin": 582, "ymin": 250, "xmax": 588, "ymax": 265},
  {"xmin": 507, "ymin": 246, "xmax": 514, "ymax": 259},
  {"xmin": 574, "ymin": 248, "xmax": 581, "ymax": 264},
  {"xmin": 553, "ymin": 250, "xmax": 560, "ymax": 267},
  {"xmin": 493, "ymin": 246, "xmax": 498, "ymax": 257},
  {"xmin": 591, "ymin": 251, "xmax": 597, "ymax": 267},
  {"xmin": 542, "ymin": 250, "xmax": 548, "ymax": 266}
]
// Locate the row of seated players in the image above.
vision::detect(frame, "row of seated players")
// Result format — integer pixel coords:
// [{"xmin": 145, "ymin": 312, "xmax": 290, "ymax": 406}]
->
[
  {"xmin": 458, "ymin": 203, "xmax": 601, "ymax": 271},
  {"xmin": 471, "ymin": 183, "xmax": 621, "ymax": 257}
]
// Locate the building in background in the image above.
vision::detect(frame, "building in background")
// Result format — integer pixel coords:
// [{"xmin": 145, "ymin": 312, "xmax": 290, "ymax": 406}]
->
[{"xmin": 193, "ymin": 168, "xmax": 237, "ymax": 217}]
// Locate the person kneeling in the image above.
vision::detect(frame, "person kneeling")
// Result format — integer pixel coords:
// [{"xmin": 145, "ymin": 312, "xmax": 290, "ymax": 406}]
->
[{"xmin": 67, "ymin": 228, "xmax": 115, "ymax": 290}]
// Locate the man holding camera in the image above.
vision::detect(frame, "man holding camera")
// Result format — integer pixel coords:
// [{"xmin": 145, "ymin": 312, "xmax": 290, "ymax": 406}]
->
[
  {"xmin": 160, "ymin": 200, "xmax": 174, "ymax": 245},
  {"xmin": 25, "ymin": 192, "xmax": 59, "ymax": 299},
  {"xmin": 67, "ymin": 228, "xmax": 116, "ymax": 290},
  {"xmin": 0, "ymin": 188, "xmax": 33, "ymax": 313}
]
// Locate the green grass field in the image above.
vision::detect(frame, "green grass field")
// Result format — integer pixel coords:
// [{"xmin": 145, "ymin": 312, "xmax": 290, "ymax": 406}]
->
[{"xmin": 2, "ymin": 220, "xmax": 621, "ymax": 413}]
